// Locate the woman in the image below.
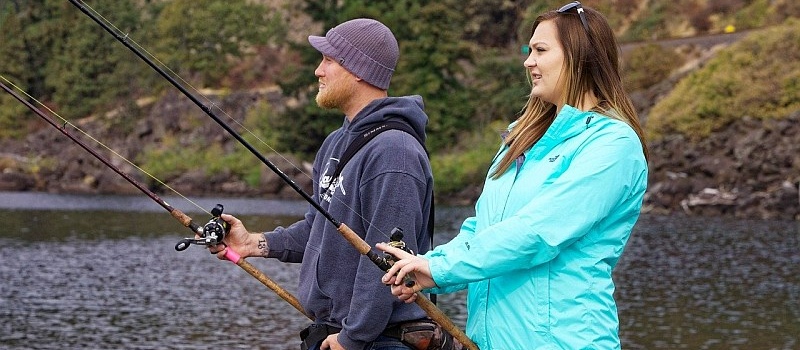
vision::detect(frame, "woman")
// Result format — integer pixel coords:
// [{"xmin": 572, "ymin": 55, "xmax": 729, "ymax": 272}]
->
[{"xmin": 378, "ymin": 2, "xmax": 649, "ymax": 349}]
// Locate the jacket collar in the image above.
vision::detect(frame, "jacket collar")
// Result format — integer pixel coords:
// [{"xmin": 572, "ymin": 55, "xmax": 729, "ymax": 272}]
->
[{"xmin": 527, "ymin": 104, "xmax": 598, "ymax": 159}]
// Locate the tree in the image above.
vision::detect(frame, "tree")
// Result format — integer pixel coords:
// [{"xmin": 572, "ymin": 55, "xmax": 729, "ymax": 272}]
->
[
  {"xmin": 0, "ymin": 1, "xmax": 33, "ymax": 138},
  {"xmin": 388, "ymin": 0, "xmax": 475, "ymax": 151},
  {"xmin": 0, "ymin": 0, "xmax": 65, "ymax": 99},
  {"xmin": 274, "ymin": 0, "xmax": 477, "ymax": 155},
  {"xmin": 461, "ymin": 0, "xmax": 532, "ymax": 48},
  {"xmin": 153, "ymin": 0, "xmax": 284, "ymax": 87},
  {"xmin": 43, "ymin": 0, "xmax": 143, "ymax": 119}
]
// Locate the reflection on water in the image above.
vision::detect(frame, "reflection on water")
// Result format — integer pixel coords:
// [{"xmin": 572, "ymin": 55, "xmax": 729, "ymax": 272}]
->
[{"xmin": 0, "ymin": 194, "xmax": 798, "ymax": 349}]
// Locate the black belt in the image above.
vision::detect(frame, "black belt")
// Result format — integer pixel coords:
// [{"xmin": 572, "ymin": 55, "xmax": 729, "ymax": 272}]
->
[
  {"xmin": 299, "ymin": 324, "xmax": 342, "ymax": 350},
  {"xmin": 299, "ymin": 320, "xmax": 428, "ymax": 349}
]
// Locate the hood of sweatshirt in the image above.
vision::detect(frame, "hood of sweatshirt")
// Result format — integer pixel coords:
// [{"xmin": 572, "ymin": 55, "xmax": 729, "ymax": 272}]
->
[{"xmin": 342, "ymin": 95, "xmax": 428, "ymax": 143}]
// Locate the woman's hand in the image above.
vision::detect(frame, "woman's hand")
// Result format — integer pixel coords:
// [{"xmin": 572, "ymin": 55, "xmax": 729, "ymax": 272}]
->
[{"xmin": 376, "ymin": 243, "xmax": 436, "ymax": 303}]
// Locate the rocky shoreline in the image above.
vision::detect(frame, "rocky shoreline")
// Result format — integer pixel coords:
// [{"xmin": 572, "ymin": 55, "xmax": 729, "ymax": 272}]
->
[
  {"xmin": 2, "ymin": 33, "xmax": 798, "ymax": 220},
  {"xmin": 0, "ymin": 88, "xmax": 316, "ymax": 201},
  {"xmin": 644, "ymin": 111, "xmax": 800, "ymax": 220},
  {"xmin": 2, "ymin": 100, "xmax": 797, "ymax": 221}
]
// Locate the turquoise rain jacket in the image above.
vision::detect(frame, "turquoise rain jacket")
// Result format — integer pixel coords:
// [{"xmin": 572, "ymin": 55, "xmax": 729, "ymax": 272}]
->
[{"xmin": 425, "ymin": 105, "xmax": 648, "ymax": 349}]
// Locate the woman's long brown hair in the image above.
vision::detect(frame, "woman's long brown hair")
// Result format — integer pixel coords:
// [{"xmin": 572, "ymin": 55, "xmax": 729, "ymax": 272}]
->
[{"xmin": 491, "ymin": 6, "xmax": 648, "ymax": 179}]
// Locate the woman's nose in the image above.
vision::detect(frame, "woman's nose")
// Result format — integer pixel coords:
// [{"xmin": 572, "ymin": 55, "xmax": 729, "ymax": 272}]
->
[{"xmin": 524, "ymin": 56, "xmax": 535, "ymax": 68}]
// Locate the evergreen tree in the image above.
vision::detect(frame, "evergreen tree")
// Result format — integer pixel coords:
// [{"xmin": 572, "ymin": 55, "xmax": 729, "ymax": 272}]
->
[
  {"xmin": 0, "ymin": 0, "xmax": 61, "ymax": 99},
  {"xmin": 153, "ymin": 0, "xmax": 284, "ymax": 87},
  {"xmin": 386, "ymin": 0, "xmax": 475, "ymax": 151},
  {"xmin": 275, "ymin": 0, "xmax": 478, "ymax": 155},
  {"xmin": 1, "ymin": 0, "xmax": 69, "ymax": 137},
  {"xmin": 44, "ymin": 0, "xmax": 143, "ymax": 119}
]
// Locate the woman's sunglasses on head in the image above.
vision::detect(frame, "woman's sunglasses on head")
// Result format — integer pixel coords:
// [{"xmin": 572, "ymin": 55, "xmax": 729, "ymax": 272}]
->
[{"xmin": 558, "ymin": 1, "xmax": 590, "ymax": 34}]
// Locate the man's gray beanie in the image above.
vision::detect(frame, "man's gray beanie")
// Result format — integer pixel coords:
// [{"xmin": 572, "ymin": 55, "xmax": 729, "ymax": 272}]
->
[{"xmin": 308, "ymin": 18, "xmax": 399, "ymax": 90}]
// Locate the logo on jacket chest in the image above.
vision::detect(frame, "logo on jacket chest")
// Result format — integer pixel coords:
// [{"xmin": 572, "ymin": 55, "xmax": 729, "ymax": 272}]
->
[{"xmin": 320, "ymin": 158, "xmax": 347, "ymax": 203}]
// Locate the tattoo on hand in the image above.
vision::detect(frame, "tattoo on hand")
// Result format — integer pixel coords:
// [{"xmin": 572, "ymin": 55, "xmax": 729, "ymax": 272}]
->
[{"xmin": 258, "ymin": 237, "xmax": 268, "ymax": 257}]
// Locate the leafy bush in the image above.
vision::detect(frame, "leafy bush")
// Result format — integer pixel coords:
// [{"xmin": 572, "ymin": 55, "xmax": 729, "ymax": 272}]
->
[
  {"xmin": 0, "ymin": 90, "xmax": 30, "ymax": 139},
  {"xmin": 153, "ymin": 0, "xmax": 285, "ymax": 87},
  {"xmin": 622, "ymin": 43, "xmax": 684, "ymax": 91},
  {"xmin": 137, "ymin": 136, "xmax": 261, "ymax": 188},
  {"xmin": 467, "ymin": 48, "xmax": 530, "ymax": 126},
  {"xmin": 136, "ymin": 99, "xmax": 294, "ymax": 189},
  {"xmin": 621, "ymin": 0, "xmax": 670, "ymax": 41},
  {"xmin": 137, "ymin": 135, "xmax": 211, "ymax": 184},
  {"xmin": 432, "ymin": 120, "xmax": 506, "ymax": 196},
  {"xmin": 646, "ymin": 19, "xmax": 800, "ymax": 141}
]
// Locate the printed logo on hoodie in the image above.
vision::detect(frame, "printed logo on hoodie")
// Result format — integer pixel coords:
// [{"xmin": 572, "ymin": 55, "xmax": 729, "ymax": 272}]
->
[{"xmin": 320, "ymin": 157, "xmax": 346, "ymax": 203}]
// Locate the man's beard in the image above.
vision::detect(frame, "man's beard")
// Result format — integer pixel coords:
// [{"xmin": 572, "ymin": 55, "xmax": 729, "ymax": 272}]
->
[{"xmin": 315, "ymin": 79, "xmax": 355, "ymax": 110}]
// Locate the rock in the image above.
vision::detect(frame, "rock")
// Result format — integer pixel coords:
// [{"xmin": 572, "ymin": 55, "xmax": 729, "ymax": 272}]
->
[
  {"xmin": 646, "ymin": 111, "xmax": 800, "ymax": 220},
  {"xmin": 2, "ymin": 77, "xmax": 796, "ymax": 220},
  {"xmin": 0, "ymin": 171, "xmax": 36, "ymax": 191}
]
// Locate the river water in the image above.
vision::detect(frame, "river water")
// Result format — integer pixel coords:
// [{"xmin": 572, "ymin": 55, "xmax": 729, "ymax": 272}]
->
[{"xmin": 0, "ymin": 192, "xmax": 798, "ymax": 349}]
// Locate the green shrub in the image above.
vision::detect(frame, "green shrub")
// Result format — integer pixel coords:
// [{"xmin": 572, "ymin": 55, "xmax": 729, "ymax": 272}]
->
[
  {"xmin": 136, "ymin": 99, "xmax": 287, "ymax": 189},
  {"xmin": 623, "ymin": 43, "xmax": 684, "ymax": 91},
  {"xmin": 137, "ymin": 135, "xmax": 212, "ymax": 183},
  {"xmin": 621, "ymin": 1, "xmax": 669, "ymax": 41},
  {"xmin": 432, "ymin": 120, "xmax": 505, "ymax": 196},
  {"xmin": 646, "ymin": 19, "xmax": 800, "ymax": 141},
  {"xmin": 468, "ymin": 48, "xmax": 530, "ymax": 126},
  {"xmin": 732, "ymin": 0, "xmax": 771, "ymax": 30},
  {"xmin": 0, "ymin": 92, "xmax": 30, "ymax": 139}
]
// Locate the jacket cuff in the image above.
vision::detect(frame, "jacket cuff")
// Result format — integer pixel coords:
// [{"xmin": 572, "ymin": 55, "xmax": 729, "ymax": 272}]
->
[{"xmin": 428, "ymin": 255, "xmax": 449, "ymax": 287}]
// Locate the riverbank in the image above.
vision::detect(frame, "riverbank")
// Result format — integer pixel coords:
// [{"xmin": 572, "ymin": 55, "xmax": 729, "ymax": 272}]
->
[
  {"xmin": 1, "ymin": 104, "xmax": 798, "ymax": 220},
  {"xmin": 3, "ymin": 122, "xmax": 798, "ymax": 221},
  {"xmin": 0, "ymin": 191, "xmax": 308, "ymax": 216},
  {"xmin": 1, "ymin": 29, "xmax": 797, "ymax": 220},
  {"xmin": 644, "ymin": 111, "xmax": 800, "ymax": 220}
]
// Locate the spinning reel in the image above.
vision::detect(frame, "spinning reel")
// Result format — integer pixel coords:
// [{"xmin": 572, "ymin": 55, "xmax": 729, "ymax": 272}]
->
[{"xmin": 175, "ymin": 204, "xmax": 230, "ymax": 251}]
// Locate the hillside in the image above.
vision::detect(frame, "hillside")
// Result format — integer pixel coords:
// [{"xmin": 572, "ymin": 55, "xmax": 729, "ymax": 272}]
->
[
  {"xmin": 1, "ymin": 0, "xmax": 798, "ymax": 220},
  {"xmin": 642, "ymin": 21, "xmax": 800, "ymax": 220}
]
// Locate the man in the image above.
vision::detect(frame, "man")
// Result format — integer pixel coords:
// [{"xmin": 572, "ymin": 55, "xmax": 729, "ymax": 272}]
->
[{"xmin": 212, "ymin": 18, "xmax": 434, "ymax": 350}]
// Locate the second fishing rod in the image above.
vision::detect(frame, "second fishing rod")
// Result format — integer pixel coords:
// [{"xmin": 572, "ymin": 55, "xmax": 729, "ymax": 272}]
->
[
  {"xmin": 68, "ymin": 1, "xmax": 478, "ymax": 348},
  {"xmin": 0, "ymin": 78, "xmax": 311, "ymax": 320},
  {"xmin": 66, "ymin": 0, "xmax": 390, "ymax": 275}
]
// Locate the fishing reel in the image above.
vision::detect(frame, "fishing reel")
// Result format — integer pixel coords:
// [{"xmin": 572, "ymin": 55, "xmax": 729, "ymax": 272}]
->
[
  {"xmin": 175, "ymin": 204, "xmax": 231, "ymax": 251},
  {"xmin": 383, "ymin": 227, "xmax": 413, "ymax": 264},
  {"xmin": 382, "ymin": 227, "xmax": 418, "ymax": 288}
]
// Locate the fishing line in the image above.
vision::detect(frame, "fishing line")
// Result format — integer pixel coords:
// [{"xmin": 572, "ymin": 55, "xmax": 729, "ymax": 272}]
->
[
  {"xmin": 0, "ymin": 75, "xmax": 312, "ymax": 320},
  {"xmin": 70, "ymin": 0, "xmax": 394, "ymax": 241},
  {"xmin": 66, "ymin": 3, "xmax": 479, "ymax": 347},
  {"xmin": 75, "ymin": 0, "xmax": 282, "ymax": 168},
  {"xmin": 0, "ymin": 75, "xmax": 210, "ymax": 216}
]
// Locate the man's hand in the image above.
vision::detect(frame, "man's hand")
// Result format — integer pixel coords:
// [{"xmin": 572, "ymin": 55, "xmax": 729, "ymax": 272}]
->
[
  {"xmin": 206, "ymin": 214, "xmax": 263, "ymax": 260},
  {"xmin": 320, "ymin": 333, "xmax": 344, "ymax": 350}
]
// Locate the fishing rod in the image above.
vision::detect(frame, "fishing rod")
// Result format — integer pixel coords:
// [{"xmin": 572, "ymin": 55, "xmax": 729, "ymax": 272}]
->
[
  {"xmin": 0, "ymin": 79, "xmax": 311, "ymax": 320},
  {"xmin": 67, "ymin": 1, "xmax": 478, "ymax": 348}
]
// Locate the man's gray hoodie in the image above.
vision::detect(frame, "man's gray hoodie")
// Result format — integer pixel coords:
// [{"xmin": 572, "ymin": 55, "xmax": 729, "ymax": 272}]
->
[{"xmin": 264, "ymin": 95, "xmax": 433, "ymax": 349}]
